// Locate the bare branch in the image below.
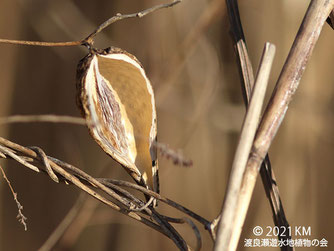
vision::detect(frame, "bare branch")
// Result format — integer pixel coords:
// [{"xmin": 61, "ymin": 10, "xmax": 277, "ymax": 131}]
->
[
  {"xmin": 98, "ymin": 179, "xmax": 212, "ymax": 231},
  {"xmin": 0, "ymin": 164, "xmax": 28, "ymax": 231},
  {"xmin": 28, "ymin": 146, "xmax": 59, "ymax": 183},
  {"xmin": 0, "ymin": 1, "xmax": 182, "ymax": 48},
  {"xmin": 0, "ymin": 145, "xmax": 40, "ymax": 173},
  {"xmin": 182, "ymin": 217, "xmax": 202, "ymax": 251},
  {"xmin": 84, "ymin": 1, "xmax": 182, "ymax": 44},
  {"xmin": 0, "ymin": 115, "xmax": 86, "ymax": 126},
  {"xmin": 0, "ymin": 38, "xmax": 81, "ymax": 47}
]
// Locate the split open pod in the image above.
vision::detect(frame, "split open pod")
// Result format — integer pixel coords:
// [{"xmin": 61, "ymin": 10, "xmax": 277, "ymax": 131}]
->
[{"xmin": 76, "ymin": 47, "xmax": 159, "ymax": 194}]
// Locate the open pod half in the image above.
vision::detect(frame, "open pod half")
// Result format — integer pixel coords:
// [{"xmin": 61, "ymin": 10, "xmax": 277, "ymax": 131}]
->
[{"xmin": 76, "ymin": 47, "xmax": 159, "ymax": 193}]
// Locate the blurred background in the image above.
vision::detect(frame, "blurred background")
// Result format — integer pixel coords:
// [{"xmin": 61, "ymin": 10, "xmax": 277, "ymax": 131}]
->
[{"xmin": 0, "ymin": 0, "xmax": 333, "ymax": 250}]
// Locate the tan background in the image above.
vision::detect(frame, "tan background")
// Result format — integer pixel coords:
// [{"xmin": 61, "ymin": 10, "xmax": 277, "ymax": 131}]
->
[{"xmin": 0, "ymin": 0, "xmax": 333, "ymax": 250}]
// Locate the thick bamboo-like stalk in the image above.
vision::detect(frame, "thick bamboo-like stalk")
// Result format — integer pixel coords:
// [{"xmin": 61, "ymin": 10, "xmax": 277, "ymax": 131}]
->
[
  {"xmin": 225, "ymin": 2, "xmax": 292, "ymax": 243},
  {"xmin": 215, "ymin": 0, "xmax": 334, "ymax": 250},
  {"xmin": 214, "ymin": 43, "xmax": 275, "ymax": 251}
]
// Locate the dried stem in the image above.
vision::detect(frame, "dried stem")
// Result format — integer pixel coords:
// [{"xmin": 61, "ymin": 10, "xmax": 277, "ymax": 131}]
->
[
  {"xmin": 98, "ymin": 178, "xmax": 212, "ymax": 230},
  {"xmin": 0, "ymin": 145, "xmax": 40, "ymax": 173},
  {"xmin": 217, "ymin": 0, "xmax": 334, "ymax": 250},
  {"xmin": 0, "ymin": 1, "xmax": 205, "ymax": 250},
  {"xmin": 225, "ymin": 0, "xmax": 254, "ymax": 102},
  {"xmin": 253, "ymin": 0, "xmax": 334, "ymax": 159},
  {"xmin": 0, "ymin": 39, "xmax": 81, "ymax": 47},
  {"xmin": 214, "ymin": 43, "xmax": 275, "ymax": 251},
  {"xmin": 0, "ymin": 115, "xmax": 86, "ymax": 126},
  {"xmin": 0, "ymin": 135, "xmax": 210, "ymax": 250},
  {"xmin": 0, "ymin": 164, "xmax": 28, "ymax": 231},
  {"xmin": 0, "ymin": 1, "xmax": 181, "ymax": 48},
  {"xmin": 223, "ymin": 1, "xmax": 294, "ymax": 250},
  {"xmin": 84, "ymin": 0, "xmax": 181, "ymax": 45}
]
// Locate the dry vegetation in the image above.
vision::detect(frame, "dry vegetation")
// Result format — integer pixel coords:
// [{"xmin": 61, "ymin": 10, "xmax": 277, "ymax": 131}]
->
[{"xmin": 0, "ymin": 0, "xmax": 333, "ymax": 250}]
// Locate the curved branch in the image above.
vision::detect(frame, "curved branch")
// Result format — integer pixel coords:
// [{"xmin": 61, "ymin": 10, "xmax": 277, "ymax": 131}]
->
[
  {"xmin": 0, "ymin": 135, "xmax": 211, "ymax": 250},
  {"xmin": 0, "ymin": 1, "xmax": 182, "ymax": 48}
]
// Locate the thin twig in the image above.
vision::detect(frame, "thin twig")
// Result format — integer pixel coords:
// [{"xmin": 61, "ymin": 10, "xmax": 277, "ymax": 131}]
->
[
  {"xmin": 214, "ymin": 43, "xmax": 275, "ymax": 251},
  {"xmin": 0, "ymin": 115, "xmax": 86, "ymax": 126},
  {"xmin": 225, "ymin": 0, "xmax": 254, "ymax": 102},
  {"xmin": 182, "ymin": 217, "xmax": 202, "ymax": 251},
  {"xmin": 0, "ymin": 136, "xmax": 211, "ymax": 229},
  {"xmin": 0, "ymin": 136, "xmax": 213, "ymax": 250},
  {"xmin": 0, "ymin": 145, "xmax": 40, "ymax": 173},
  {"xmin": 0, "ymin": 1, "xmax": 182, "ymax": 48},
  {"xmin": 0, "ymin": 39, "xmax": 81, "ymax": 47},
  {"xmin": 150, "ymin": 209, "xmax": 189, "ymax": 251},
  {"xmin": 130, "ymin": 196, "xmax": 155, "ymax": 212},
  {"xmin": 98, "ymin": 178, "xmax": 212, "ymax": 231},
  {"xmin": 0, "ymin": 164, "xmax": 28, "ymax": 231},
  {"xmin": 28, "ymin": 146, "xmax": 59, "ymax": 183},
  {"xmin": 0, "ymin": 1, "xmax": 199, "ymax": 249},
  {"xmin": 84, "ymin": 0, "xmax": 182, "ymax": 45},
  {"xmin": 47, "ymin": 157, "xmax": 142, "ymax": 210},
  {"xmin": 0, "ymin": 137, "xmax": 163, "ymax": 234}
]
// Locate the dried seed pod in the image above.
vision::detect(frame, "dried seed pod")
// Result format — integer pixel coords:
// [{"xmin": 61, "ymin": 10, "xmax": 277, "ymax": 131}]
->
[{"xmin": 76, "ymin": 47, "xmax": 159, "ymax": 193}]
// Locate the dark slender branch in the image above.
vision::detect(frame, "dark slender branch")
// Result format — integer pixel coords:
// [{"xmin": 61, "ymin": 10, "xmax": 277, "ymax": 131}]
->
[
  {"xmin": 29, "ymin": 146, "xmax": 59, "ymax": 183},
  {"xmin": 326, "ymin": 9, "xmax": 334, "ymax": 29},
  {"xmin": 98, "ymin": 178, "xmax": 212, "ymax": 230}
]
